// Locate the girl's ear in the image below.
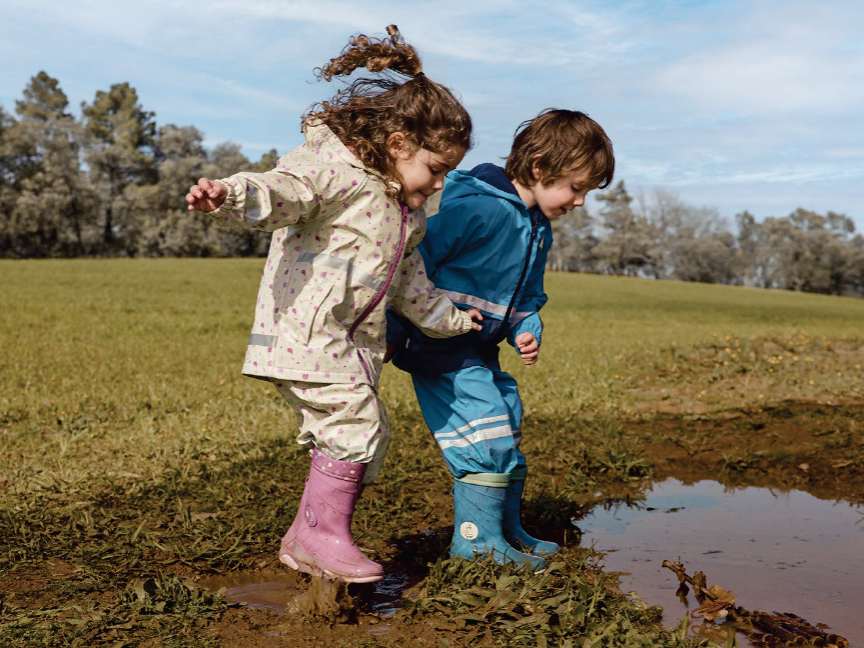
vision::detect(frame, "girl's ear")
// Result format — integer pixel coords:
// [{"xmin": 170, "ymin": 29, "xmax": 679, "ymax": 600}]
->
[{"xmin": 386, "ymin": 131, "xmax": 409, "ymax": 160}]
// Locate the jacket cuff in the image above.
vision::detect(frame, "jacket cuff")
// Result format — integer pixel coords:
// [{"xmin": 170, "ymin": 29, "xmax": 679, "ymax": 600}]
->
[
  {"xmin": 206, "ymin": 178, "xmax": 245, "ymax": 219},
  {"xmin": 458, "ymin": 310, "xmax": 475, "ymax": 332}
]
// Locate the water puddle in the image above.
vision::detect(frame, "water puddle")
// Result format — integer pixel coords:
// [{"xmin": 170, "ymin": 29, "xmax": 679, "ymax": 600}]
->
[
  {"xmin": 196, "ymin": 568, "xmax": 408, "ymax": 619},
  {"xmin": 575, "ymin": 478, "xmax": 863, "ymax": 646},
  {"xmin": 197, "ymin": 570, "xmax": 306, "ymax": 614}
]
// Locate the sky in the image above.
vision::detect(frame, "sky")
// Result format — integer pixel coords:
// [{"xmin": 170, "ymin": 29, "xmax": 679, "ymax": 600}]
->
[{"xmin": 2, "ymin": 0, "xmax": 863, "ymax": 230}]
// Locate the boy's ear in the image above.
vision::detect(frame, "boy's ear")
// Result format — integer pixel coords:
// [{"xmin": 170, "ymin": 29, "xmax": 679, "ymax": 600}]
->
[
  {"xmin": 530, "ymin": 156, "xmax": 543, "ymax": 184},
  {"xmin": 386, "ymin": 131, "xmax": 409, "ymax": 160}
]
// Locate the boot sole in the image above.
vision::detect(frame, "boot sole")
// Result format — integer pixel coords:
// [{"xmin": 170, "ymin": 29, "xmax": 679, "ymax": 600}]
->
[
  {"xmin": 279, "ymin": 543, "xmax": 384, "ymax": 584},
  {"xmin": 450, "ymin": 548, "xmax": 546, "ymax": 574}
]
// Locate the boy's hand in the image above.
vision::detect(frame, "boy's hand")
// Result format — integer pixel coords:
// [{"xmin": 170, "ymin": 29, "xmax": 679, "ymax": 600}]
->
[
  {"xmin": 515, "ymin": 332, "xmax": 539, "ymax": 365},
  {"xmin": 465, "ymin": 308, "xmax": 484, "ymax": 331},
  {"xmin": 186, "ymin": 178, "xmax": 228, "ymax": 212},
  {"xmin": 383, "ymin": 342, "xmax": 396, "ymax": 363}
]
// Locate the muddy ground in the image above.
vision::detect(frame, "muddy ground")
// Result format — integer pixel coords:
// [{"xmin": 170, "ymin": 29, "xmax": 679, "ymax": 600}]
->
[
  {"xmin": 263, "ymin": 401, "xmax": 859, "ymax": 642},
  {"xmin": 209, "ymin": 403, "xmax": 863, "ymax": 647},
  {"xmin": 639, "ymin": 402, "xmax": 864, "ymax": 500},
  {"xmin": 5, "ymin": 401, "xmax": 855, "ymax": 647}
]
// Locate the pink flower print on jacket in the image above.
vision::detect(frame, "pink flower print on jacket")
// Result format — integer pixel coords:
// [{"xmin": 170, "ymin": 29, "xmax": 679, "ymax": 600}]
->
[{"xmin": 202, "ymin": 123, "xmax": 474, "ymax": 386}]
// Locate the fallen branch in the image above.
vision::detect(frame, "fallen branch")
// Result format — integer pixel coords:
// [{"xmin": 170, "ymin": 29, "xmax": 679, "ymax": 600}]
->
[{"xmin": 661, "ymin": 560, "xmax": 848, "ymax": 648}]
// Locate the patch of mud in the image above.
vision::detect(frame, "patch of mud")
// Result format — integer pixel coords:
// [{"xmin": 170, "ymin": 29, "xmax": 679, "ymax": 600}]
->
[
  {"xmin": 287, "ymin": 578, "xmax": 360, "ymax": 623},
  {"xmin": 629, "ymin": 402, "xmax": 864, "ymax": 503}
]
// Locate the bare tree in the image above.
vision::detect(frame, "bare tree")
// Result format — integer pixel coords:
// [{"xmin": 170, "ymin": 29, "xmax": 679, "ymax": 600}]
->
[
  {"xmin": 547, "ymin": 206, "xmax": 599, "ymax": 272},
  {"xmin": 645, "ymin": 189, "xmax": 741, "ymax": 284}
]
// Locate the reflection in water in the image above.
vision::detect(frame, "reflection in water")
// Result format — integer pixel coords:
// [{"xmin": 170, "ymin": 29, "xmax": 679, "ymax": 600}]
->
[{"xmin": 575, "ymin": 479, "xmax": 862, "ymax": 647}]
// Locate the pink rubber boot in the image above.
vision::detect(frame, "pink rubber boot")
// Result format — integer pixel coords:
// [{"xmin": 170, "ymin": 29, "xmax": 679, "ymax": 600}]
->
[{"xmin": 278, "ymin": 449, "xmax": 384, "ymax": 583}]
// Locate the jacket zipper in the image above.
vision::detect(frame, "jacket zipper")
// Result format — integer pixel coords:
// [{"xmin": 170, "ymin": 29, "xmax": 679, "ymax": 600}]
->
[
  {"xmin": 348, "ymin": 207, "xmax": 409, "ymax": 380},
  {"xmin": 501, "ymin": 209, "xmax": 540, "ymax": 331}
]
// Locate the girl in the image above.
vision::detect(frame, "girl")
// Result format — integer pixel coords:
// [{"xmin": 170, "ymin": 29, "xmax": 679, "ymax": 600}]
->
[{"xmin": 186, "ymin": 26, "xmax": 481, "ymax": 583}]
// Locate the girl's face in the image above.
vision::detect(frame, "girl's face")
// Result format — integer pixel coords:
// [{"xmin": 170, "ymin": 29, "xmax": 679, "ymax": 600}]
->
[{"xmin": 388, "ymin": 133, "xmax": 466, "ymax": 211}]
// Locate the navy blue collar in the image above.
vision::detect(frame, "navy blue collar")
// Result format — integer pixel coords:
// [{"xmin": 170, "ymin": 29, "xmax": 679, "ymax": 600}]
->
[{"xmin": 466, "ymin": 163, "xmax": 519, "ymax": 197}]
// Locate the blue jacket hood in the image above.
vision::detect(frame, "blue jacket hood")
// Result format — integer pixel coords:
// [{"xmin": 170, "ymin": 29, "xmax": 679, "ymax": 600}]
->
[{"xmin": 444, "ymin": 164, "xmax": 527, "ymax": 209}]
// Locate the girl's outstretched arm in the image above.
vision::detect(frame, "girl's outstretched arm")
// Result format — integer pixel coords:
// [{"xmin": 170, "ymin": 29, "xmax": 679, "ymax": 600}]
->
[{"xmin": 184, "ymin": 146, "xmax": 358, "ymax": 232}]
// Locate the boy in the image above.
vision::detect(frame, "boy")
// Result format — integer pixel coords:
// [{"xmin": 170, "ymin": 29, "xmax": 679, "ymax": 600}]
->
[{"xmin": 386, "ymin": 109, "xmax": 615, "ymax": 569}]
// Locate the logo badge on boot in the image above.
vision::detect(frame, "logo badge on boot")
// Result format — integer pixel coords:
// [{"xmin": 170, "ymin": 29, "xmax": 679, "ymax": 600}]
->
[
  {"xmin": 460, "ymin": 522, "xmax": 479, "ymax": 540},
  {"xmin": 304, "ymin": 505, "xmax": 317, "ymax": 527}
]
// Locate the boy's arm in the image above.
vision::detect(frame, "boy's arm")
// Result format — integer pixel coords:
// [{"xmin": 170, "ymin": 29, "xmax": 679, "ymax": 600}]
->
[{"xmin": 390, "ymin": 249, "xmax": 479, "ymax": 338}]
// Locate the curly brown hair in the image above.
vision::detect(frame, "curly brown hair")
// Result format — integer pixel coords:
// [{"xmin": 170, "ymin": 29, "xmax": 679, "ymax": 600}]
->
[
  {"xmin": 504, "ymin": 109, "xmax": 615, "ymax": 190},
  {"xmin": 303, "ymin": 25, "xmax": 473, "ymax": 196}
]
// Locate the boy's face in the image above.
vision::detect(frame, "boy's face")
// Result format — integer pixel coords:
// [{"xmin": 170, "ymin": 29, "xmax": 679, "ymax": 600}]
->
[{"xmin": 527, "ymin": 168, "xmax": 594, "ymax": 220}]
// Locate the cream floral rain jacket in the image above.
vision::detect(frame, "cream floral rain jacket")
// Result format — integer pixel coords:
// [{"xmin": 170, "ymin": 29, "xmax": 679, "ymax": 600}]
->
[{"xmin": 205, "ymin": 123, "xmax": 474, "ymax": 387}]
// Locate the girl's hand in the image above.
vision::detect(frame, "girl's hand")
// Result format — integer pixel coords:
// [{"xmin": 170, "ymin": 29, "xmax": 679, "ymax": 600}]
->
[
  {"xmin": 465, "ymin": 308, "xmax": 484, "ymax": 331},
  {"xmin": 515, "ymin": 332, "xmax": 539, "ymax": 365},
  {"xmin": 186, "ymin": 178, "xmax": 228, "ymax": 212}
]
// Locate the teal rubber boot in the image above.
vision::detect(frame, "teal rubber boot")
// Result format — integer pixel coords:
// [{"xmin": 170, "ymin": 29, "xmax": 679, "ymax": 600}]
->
[
  {"xmin": 450, "ymin": 478, "xmax": 545, "ymax": 571},
  {"xmin": 503, "ymin": 472, "xmax": 560, "ymax": 557}
]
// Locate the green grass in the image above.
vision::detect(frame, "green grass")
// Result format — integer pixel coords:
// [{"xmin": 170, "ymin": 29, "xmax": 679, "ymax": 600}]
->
[
  {"xmin": 3, "ymin": 260, "xmax": 864, "ymax": 486},
  {"xmin": 505, "ymin": 273, "xmax": 864, "ymax": 418},
  {"xmin": 2, "ymin": 259, "xmax": 863, "ymax": 646}
]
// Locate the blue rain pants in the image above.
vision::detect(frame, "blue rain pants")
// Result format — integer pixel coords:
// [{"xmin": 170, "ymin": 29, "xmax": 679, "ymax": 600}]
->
[{"xmin": 411, "ymin": 365, "xmax": 527, "ymax": 479}]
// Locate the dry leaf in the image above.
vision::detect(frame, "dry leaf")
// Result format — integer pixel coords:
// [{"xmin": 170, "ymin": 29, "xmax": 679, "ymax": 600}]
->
[
  {"xmin": 675, "ymin": 581, "xmax": 690, "ymax": 606},
  {"xmin": 691, "ymin": 584, "xmax": 735, "ymax": 621}
]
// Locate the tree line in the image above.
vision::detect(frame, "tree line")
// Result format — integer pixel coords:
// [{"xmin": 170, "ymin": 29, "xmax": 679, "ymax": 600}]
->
[
  {"xmin": 548, "ymin": 183, "xmax": 864, "ymax": 296},
  {"xmin": 2, "ymin": 72, "xmax": 863, "ymax": 297},
  {"xmin": 0, "ymin": 72, "xmax": 273, "ymax": 258}
]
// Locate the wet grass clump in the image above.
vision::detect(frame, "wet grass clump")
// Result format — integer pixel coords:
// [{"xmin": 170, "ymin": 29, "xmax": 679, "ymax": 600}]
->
[
  {"xmin": 397, "ymin": 550, "xmax": 691, "ymax": 647},
  {"xmin": 0, "ymin": 572, "xmax": 226, "ymax": 647}
]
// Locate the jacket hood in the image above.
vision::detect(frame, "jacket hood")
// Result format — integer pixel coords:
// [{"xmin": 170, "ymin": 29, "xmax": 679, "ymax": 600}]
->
[
  {"xmin": 304, "ymin": 121, "xmax": 399, "ymax": 193},
  {"xmin": 444, "ymin": 163, "xmax": 528, "ymax": 208}
]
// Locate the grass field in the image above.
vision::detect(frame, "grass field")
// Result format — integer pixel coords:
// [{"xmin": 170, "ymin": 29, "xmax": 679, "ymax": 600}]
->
[{"xmin": 1, "ymin": 259, "xmax": 862, "ymax": 647}]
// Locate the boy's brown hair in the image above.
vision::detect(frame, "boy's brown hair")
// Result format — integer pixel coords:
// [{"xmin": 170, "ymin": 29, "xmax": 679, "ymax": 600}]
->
[
  {"xmin": 504, "ymin": 108, "xmax": 614, "ymax": 190},
  {"xmin": 304, "ymin": 25, "xmax": 473, "ymax": 197}
]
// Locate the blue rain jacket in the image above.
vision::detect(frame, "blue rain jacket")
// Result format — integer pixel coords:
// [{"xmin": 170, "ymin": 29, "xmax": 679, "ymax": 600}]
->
[{"xmin": 386, "ymin": 163, "xmax": 552, "ymax": 375}]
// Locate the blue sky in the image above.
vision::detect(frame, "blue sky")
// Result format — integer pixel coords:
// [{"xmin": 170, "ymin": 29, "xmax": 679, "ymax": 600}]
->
[{"xmin": 3, "ymin": 0, "xmax": 863, "ymax": 230}]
